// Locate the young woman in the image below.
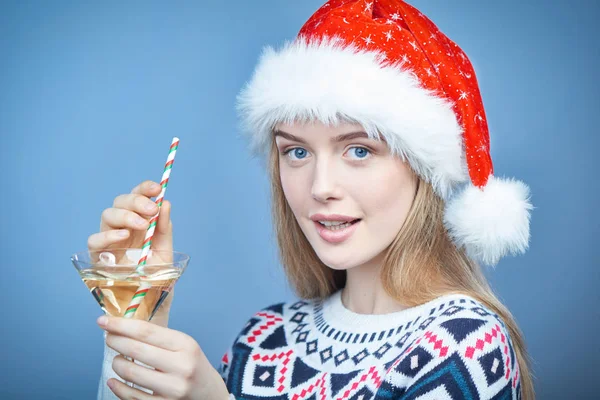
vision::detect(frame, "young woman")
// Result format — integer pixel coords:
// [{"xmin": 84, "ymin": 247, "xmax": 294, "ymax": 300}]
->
[{"xmin": 91, "ymin": 1, "xmax": 534, "ymax": 399}]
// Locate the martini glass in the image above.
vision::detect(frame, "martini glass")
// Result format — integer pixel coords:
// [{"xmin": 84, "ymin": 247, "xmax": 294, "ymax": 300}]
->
[
  {"xmin": 72, "ymin": 248, "xmax": 189, "ymax": 321},
  {"xmin": 71, "ymin": 249, "xmax": 190, "ymax": 390},
  {"xmin": 72, "ymin": 248, "xmax": 189, "ymax": 389}
]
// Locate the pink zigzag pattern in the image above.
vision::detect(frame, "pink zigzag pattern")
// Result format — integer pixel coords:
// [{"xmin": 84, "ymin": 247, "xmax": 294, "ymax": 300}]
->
[
  {"xmin": 336, "ymin": 366, "xmax": 383, "ymax": 400},
  {"xmin": 251, "ymin": 349, "xmax": 294, "ymax": 393},
  {"xmin": 290, "ymin": 372, "xmax": 328, "ymax": 400},
  {"xmin": 247, "ymin": 312, "xmax": 284, "ymax": 343},
  {"xmin": 464, "ymin": 323, "xmax": 512, "ymax": 381}
]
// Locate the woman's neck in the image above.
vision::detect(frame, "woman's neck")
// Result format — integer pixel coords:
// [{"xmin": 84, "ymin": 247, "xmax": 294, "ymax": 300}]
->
[{"xmin": 341, "ymin": 255, "xmax": 408, "ymax": 315}]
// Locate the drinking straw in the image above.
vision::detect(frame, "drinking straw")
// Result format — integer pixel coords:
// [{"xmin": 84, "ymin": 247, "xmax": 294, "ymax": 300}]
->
[{"xmin": 123, "ymin": 137, "xmax": 179, "ymax": 319}]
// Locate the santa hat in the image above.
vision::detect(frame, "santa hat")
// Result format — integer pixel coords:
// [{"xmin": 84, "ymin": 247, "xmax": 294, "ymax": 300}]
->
[{"xmin": 236, "ymin": 0, "xmax": 532, "ymax": 265}]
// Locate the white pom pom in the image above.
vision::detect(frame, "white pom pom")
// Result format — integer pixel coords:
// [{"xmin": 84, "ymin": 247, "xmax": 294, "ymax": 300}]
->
[{"xmin": 443, "ymin": 175, "xmax": 533, "ymax": 265}]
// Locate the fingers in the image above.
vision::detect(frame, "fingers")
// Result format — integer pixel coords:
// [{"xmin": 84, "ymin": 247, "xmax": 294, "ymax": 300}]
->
[
  {"xmin": 88, "ymin": 229, "xmax": 130, "ymax": 251},
  {"xmin": 156, "ymin": 200, "xmax": 173, "ymax": 237},
  {"xmin": 131, "ymin": 180, "xmax": 162, "ymax": 197},
  {"xmin": 102, "ymin": 208, "xmax": 150, "ymax": 230},
  {"xmin": 113, "ymin": 193, "xmax": 159, "ymax": 217},
  {"xmin": 99, "ymin": 316, "xmax": 190, "ymax": 352},
  {"xmin": 149, "ymin": 198, "xmax": 173, "ymax": 256},
  {"xmin": 111, "ymin": 355, "xmax": 186, "ymax": 398},
  {"xmin": 106, "ymin": 333, "xmax": 185, "ymax": 375},
  {"xmin": 106, "ymin": 376, "xmax": 166, "ymax": 400}
]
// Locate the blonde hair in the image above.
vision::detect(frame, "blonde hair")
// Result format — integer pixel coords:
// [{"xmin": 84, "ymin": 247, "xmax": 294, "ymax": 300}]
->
[{"xmin": 268, "ymin": 138, "xmax": 535, "ymax": 399}]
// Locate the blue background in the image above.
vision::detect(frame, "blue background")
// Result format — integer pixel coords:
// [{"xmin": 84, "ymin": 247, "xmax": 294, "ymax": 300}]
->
[{"xmin": 1, "ymin": 1, "xmax": 598, "ymax": 398}]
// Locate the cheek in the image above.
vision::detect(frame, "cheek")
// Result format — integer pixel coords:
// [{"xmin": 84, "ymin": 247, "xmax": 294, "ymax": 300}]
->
[
  {"xmin": 280, "ymin": 167, "xmax": 307, "ymax": 212},
  {"xmin": 351, "ymin": 161, "xmax": 416, "ymax": 227}
]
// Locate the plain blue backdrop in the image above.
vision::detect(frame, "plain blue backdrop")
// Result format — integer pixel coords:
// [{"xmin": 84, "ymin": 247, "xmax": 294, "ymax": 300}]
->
[{"xmin": 1, "ymin": 1, "xmax": 598, "ymax": 398}]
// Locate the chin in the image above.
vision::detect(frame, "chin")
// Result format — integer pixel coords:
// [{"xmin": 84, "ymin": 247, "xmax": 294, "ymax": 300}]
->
[
  {"xmin": 313, "ymin": 246, "xmax": 371, "ymax": 271},
  {"xmin": 310, "ymin": 246, "xmax": 352, "ymax": 270},
  {"xmin": 313, "ymin": 240, "xmax": 390, "ymax": 272},
  {"xmin": 323, "ymin": 260, "xmax": 355, "ymax": 271}
]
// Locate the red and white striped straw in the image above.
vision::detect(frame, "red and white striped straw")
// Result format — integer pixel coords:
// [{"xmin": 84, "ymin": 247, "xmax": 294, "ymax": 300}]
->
[{"xmin": 124, "ymin": 137, "xmax": 179, "ymax": 319}]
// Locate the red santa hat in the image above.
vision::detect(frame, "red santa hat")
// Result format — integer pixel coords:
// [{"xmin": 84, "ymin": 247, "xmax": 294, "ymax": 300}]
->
[{"xmin": 237, "ymin": 0, "xmax": 532, "ymax": 265}]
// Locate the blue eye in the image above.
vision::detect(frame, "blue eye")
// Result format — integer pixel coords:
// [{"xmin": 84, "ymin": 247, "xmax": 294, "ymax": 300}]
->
[
  {"xmin": 285, "ymin": 147, "xmax": 309, "ymax": 160},
  {"xmin": 347, "ymin": 147, "xmax": 370, "ymax": 159}
]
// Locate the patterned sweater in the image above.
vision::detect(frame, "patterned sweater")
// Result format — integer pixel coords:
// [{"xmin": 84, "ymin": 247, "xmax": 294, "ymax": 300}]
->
[{"xmin": 218, "ymin": 290, "xmax": 521, "ymax": 400}]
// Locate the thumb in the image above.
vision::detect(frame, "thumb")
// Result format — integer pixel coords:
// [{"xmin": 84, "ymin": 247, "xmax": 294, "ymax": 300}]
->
[{"xmin": 152, "ymin": 199, "xmax": 173, "ymax": 253}]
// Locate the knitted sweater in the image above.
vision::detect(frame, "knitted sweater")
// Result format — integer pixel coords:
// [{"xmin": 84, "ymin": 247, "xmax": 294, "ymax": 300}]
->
[{"xmin": 218, "ymin": 290, "xmax": 521, "ymax": 399}]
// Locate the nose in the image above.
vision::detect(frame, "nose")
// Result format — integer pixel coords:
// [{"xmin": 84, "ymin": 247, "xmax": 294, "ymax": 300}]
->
[{"xmin": 311, "ymin": 157, "xmax": 341, "ymax": 203}]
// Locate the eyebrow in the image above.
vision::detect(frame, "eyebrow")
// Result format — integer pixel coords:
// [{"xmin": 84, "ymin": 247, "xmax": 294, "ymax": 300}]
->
[{"xmin": 273, "ymin": 129, "xmax": 371, "ymax": 144}]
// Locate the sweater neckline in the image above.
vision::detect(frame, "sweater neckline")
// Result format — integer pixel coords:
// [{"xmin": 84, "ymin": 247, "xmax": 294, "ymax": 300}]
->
[{"xmin": 318, "ymin": 289, "xmax": 473, "ymax": 334}]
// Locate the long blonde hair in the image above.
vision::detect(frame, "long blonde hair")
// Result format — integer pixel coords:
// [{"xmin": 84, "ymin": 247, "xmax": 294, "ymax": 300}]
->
[{"xmin": 267, "ymin": 137, "xmax": 535, "ymax": 399}]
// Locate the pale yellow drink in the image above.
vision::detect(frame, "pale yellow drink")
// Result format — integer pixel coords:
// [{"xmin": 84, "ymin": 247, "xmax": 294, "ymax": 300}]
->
[{"xmin": 79, "ymin": 266, "xmax": 180, "ymax": 321}]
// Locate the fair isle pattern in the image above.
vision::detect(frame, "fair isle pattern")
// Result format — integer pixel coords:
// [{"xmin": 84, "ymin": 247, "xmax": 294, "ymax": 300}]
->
[{"xmin": 219, "ymin": 293, "xmax": 521, "ymax": 399}]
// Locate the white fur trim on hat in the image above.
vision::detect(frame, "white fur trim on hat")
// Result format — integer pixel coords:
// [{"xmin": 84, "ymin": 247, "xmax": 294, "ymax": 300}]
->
[
  {"xmin": 236, "ymin": 37, "xmax": 468, "ymax": 199},
  {"xmin": 443, "ymin": 175, "xmax": 533, "ymax": 265}
]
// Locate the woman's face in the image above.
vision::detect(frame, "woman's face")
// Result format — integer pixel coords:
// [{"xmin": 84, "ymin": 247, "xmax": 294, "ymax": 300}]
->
[{"xmin": 274, "ymin": 120, "xmax": 418, "ymax": 271}]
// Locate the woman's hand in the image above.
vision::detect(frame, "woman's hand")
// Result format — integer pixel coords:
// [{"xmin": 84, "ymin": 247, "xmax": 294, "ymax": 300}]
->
[
  {"xmin": 88, "ymin": 180, "xmax": 175, "ymax": 327},
  {"xmin": 98, "ymin": 315, "xmax": 230, "ymax": 400}
]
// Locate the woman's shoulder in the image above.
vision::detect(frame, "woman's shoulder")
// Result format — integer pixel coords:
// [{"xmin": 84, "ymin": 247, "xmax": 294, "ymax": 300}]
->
[
  {"xmin": 218, "ymin": 298, "xmax": 314, "ymax": 378},
  {"xmin": 413, "ymin": 293, "xmax": 517, "ymax": 364},
  {"xmin": 383, "ymin": 293, "xmax": 521, "ymax": 399},
  {"xmin": 420, "ymin": 293, "xmax": 510, "ymax": 328},
  {"xmin": 226, "ymin": 297, "xmax": 317, "ymax": 345}
]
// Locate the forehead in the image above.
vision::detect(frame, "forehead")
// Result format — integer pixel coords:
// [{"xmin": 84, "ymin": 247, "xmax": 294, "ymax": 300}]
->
[
  {"xmin": 274, "ymin": 120, "xmax": 364, "ymax": 135},
  {"xmin": 273, "ymin": 120, "xmax": 386, "ymax": 144}
]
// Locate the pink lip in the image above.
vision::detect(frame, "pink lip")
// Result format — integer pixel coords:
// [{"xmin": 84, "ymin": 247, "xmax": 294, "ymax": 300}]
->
[
  {"xmin": 314, "ymin": 220, "xmax": 360, "ymax": 244},
  {"xmin": 310, "ymin": 213, "xmax": 359, "ymax": 222}
]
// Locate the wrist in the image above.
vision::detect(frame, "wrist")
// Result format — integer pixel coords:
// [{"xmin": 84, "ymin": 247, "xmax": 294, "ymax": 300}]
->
[{"xmin": 201, "ymin": 368, "xmax": 231, "ymax": 400}]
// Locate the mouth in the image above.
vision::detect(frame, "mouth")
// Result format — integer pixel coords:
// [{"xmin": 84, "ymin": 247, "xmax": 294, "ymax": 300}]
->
[
  {"xmin": 316, "ymin": 219, "xmax": 361, "ymax": 230},
  {"xmin": 313, "ymin": 219, "xmax": 361, "ymax": 244}
]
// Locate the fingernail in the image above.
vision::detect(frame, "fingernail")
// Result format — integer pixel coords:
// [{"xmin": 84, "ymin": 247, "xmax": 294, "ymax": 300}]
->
[
  {"xmin": 149, "ymin": 183, "xmax": 159, "ymax": 190},
  {"xmin": 107, "ymin": 380, "xmax": 114, "ymax": 390},
  {"xmin": 97, "ymin": 316, "xmax": 108, "ymax": 327},
  {"xmin": 117, "ymin": 230, "xmax": 129, "ymax": 237},
  {"xmin": 135, "ymin": 216, "xmax": 146, "ymax": 226},
  {"xmin": 145, "ymin": 202, "xmax": 157, "ymax": 211}
]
